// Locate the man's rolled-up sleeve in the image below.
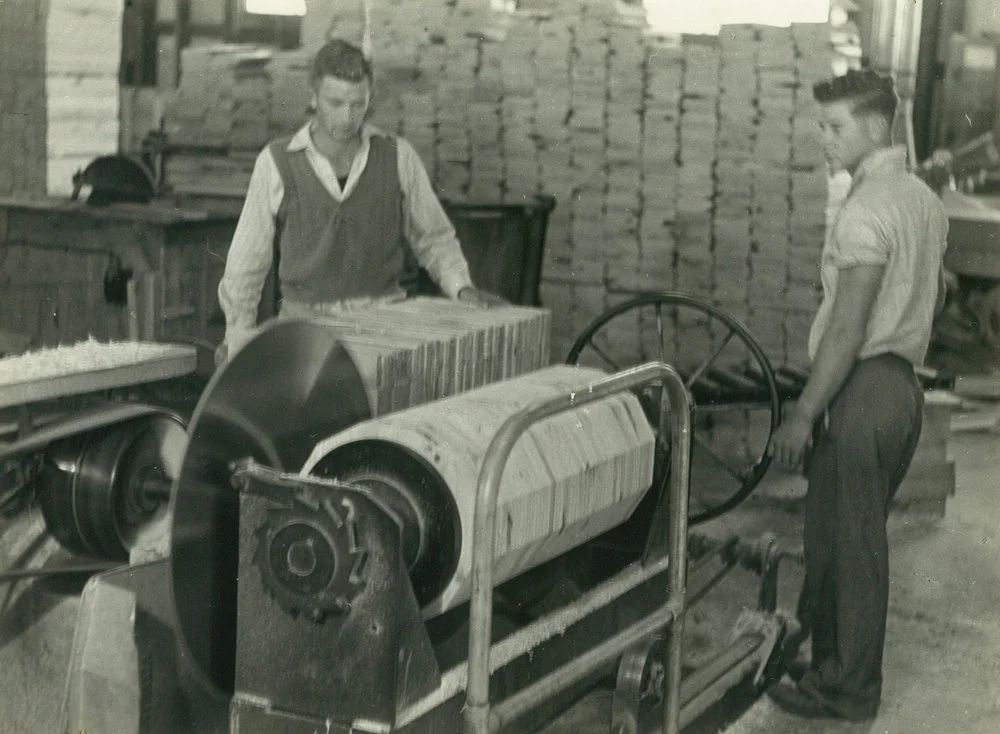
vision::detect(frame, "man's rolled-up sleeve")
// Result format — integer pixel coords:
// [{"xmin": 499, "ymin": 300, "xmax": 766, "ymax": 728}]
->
[
  {"xmin": 218, "ymin": 147, "xmax": 282, "ymax": 348},
  {"xmin": 830, "ymin": 205, "xmax": 891, "ymax": 268},
  {"xmin": 396, "ymin": 138, "xmax": 473, "ymax": 299}
]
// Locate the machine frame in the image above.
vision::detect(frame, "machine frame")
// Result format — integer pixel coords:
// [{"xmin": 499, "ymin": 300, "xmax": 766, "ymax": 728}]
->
[
  {"xmin": 0, "ymin": 300, "xmax": 804, "ymax": 734},
  {"xmin": 224, "ymin": 360, "xmax": 795, "ymax": 734},
  {"xmin": 462, "ymin": 361, "xmax": 692, "ymax": 734}
]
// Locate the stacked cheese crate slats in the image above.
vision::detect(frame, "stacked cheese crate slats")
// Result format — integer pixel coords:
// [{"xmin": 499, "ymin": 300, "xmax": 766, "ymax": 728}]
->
[
  {"xmin": 716, "ymin": 25, "xmax": 757, "ymax": 328},
  {"xmin": 470, "ymin": 37, "xmax": 504, "ymax": 202},
  {"xmin": 501, "ymin": 13, "xmax": 540, "ymax": 204},
  {"xmin": 157, "ymin": 3, "xmax": 840, "ymax": 371},
  {"xmin": 535, "ymin": 15, "xmax": 576, "ymax": 362},
  {"xmin": 746, "ymin": 25, "xmax": 795, "ymax": 364},
  {"xmin": 640, "ymin": 37, "xmax": 682, "ymax": 301},
  {"xmin": 788, "ymin": 23, "xmax": 837, "ymax": 368},
  {"xmin": 162, "ymin": 47, "xmax": 267, "ymax": 194},
  {"xmin": 292, "ymin": 298, "xmax": 550, "ymax": 417},
  {"xmin": 605, "ymin": 23, "xmax": 644, "ymax": 299},
  {"xmin": 268, "ymin": 52, "xmax": 312, "ymax": 139},
  {"xmin": 45, "ymin": 0, "xmax": 123, "ymax": 195},
  {"xmin": 674, "ymin": 41, "xmax": 719, "ymax": 374},
  {"xmin": 435, "ymin": 33, "xmax": 476, "ymax": 199}
]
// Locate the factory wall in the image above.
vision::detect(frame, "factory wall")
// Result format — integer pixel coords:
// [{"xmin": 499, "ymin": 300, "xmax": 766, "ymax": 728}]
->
[
  {"xmin": 0, "ymin": 0, "xmax": 121, "ymax": 197},
  {"xmin": 0, "ymin": 0, "xmax": 48, "ymax": 196},
  {"xmin": 164, "ymin": 0, "xmax": 833, "ymax": 369}
]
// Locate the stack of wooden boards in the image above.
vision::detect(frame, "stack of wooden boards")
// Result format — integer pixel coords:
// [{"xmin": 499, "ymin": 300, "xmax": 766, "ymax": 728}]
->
[
  {"xmin": 157, "ymin": 9, "xmax": 852, "ymax": 369},
  {"xmin": 44, "ymin": 0, "xmax": 123, "ymax": 195},
  {"xmin": 303, "ymin": 364, "xmax": 655, "ymax": 617},
  {"xmin": 891, "ymin": 402, "xmax": 956, "ymax": 517},
  {"xmin": 299, "ymin": 297, "xmax": 552, "ymax": 416},
  {"xmin": 162, "ymin": 45, "xmax": 311, "ymax": 197}
]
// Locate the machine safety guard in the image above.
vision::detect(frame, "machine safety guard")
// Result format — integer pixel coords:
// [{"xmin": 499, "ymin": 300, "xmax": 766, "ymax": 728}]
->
[{"xmin": 462, "ymin": 361, "xmax": 693, "ymax": 734}]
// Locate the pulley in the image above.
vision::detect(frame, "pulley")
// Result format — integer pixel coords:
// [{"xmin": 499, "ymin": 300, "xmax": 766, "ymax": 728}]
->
[{"xmin": 38, "ymin": 413, "xmax": 186, "ymax": 561}]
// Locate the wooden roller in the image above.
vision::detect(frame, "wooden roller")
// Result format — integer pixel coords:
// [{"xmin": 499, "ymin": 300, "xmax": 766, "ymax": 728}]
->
[{"xmin": 301, "ymin": 364, "xmax": 655, "ymax": 618}]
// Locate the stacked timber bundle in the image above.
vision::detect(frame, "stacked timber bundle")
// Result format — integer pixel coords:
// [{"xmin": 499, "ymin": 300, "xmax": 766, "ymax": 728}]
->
[
  {"xmin": 295, "ymin": 297, "xmax": 551, "ymax": 416},
  {"xmin": 161, "ymin": 46, "xmax": 310, "ymax": 196},
  {"xmin": 45, "ymin": 0, "xmax": 123, "ymax": 195},
  {"xmin": 891, "ymin": 403, "xmax": 956, "ymax": 517}
]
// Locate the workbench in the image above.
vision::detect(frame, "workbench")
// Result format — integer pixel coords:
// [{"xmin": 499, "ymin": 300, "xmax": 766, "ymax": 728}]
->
[
  {"xmin": 0, "ymin": 340, "xmax": 197, "ymax": 411},
  {"xmin": 0, "ymin": 340, "xmax": 196, "ymax": 446},
  {"xmin": 0, "ymin": 196, "xmax": 238, "ymax": 348}
]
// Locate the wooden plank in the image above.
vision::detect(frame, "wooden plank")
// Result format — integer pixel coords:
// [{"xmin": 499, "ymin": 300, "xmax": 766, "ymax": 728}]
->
[
  {"xmin": 893, "ymin": 462, "xmax": 956, "ymax": 503},
  {"xmin": 953, "ymin": 373, "xmax": 1000, "ymax": 400},
  {"xmin": 0, "ymin": 341, "xmax": 196, "ymax": 409}
]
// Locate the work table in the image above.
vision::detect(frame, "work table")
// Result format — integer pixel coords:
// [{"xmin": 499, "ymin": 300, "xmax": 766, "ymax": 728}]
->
[{"xmin": 0, "ymin": 195, "xmax": 238, "ymax": 347}]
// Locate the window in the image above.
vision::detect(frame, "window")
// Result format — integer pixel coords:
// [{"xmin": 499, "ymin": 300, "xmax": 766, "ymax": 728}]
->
[
  {"xmin": 245, "ymin": 0, "xmax": 306, "ymax": 15},
  {"xmin": 181, "ymin": 0, "xmax": 302, "ymax": 50},
  {"xmin": 490, "ymin": 0, "xmax": 830, "ymax": 34},
  {"xmin": 642, "ymin": 0, "xmax": 831, "ymax": 36}
]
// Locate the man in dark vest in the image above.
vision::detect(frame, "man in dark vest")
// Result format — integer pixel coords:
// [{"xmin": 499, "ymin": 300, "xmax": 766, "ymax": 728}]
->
[{"xmin": 218, "ymin": 39, "xmax": 498, "ymax": 363}]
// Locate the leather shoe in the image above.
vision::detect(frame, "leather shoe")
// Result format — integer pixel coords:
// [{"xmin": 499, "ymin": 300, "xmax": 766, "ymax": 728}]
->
[{"xmin": 767, "ymin": 681, "xmax": 840, "ymax": 720}]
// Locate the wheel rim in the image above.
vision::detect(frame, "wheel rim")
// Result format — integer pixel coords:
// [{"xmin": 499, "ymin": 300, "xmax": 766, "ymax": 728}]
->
[{"xmin": 567, "ymin": 291, "xmax": 781, "ymax": 525}]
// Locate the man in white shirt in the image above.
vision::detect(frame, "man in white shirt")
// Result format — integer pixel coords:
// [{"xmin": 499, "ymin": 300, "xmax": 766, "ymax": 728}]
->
[
  {"xmin": 217, "ymin": 39, "xmax": 498, "ymax": 362},
  {"xmin": 768, "ymin": 69, "xmax": 948, "ymax": 721}
]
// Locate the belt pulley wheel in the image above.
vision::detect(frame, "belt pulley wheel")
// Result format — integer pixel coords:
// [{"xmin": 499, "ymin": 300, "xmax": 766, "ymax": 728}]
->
[{"xmin": 39, "ymin": 414, "xmax": 186, "ymax": 561}]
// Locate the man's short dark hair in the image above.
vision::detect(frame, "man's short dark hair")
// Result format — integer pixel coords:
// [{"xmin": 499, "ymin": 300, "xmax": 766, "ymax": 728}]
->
[
  {"xmin": 310, "ymin": 39, "xmax": 372, "ymax": 87},
  {"xmin": 813, "ymin": 69, "xmax": 897, "ymax": 124}
]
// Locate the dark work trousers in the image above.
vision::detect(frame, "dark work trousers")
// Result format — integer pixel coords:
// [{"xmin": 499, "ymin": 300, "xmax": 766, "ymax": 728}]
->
[{"xmin": 796, "ymin": 353, "xmax": 923, "ymax": 719}]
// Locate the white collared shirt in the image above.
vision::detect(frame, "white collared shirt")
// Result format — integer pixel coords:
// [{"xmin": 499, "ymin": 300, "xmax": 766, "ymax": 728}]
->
[
  {"xmin": 219, "ymin": 123, "xmax": 473, "ymax": 349},
  {"xmin": 808, "ymin": 145, "xmax": 948, "ymax": 365}
]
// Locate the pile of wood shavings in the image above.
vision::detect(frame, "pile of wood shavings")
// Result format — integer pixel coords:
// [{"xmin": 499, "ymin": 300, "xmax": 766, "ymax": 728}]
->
[{"xmin": 0, "ymin": 337, "xmax": 183, "ymax": 386}]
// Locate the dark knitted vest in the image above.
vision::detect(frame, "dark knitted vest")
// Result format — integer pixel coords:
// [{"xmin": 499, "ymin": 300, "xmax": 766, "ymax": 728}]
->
[{"xmin": 268, "ymin": 134, "xmax": 405, "ymax": 303}]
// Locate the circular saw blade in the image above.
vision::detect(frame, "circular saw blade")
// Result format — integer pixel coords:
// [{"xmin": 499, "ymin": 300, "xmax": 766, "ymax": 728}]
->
[{"xmin": 168, "ymin": 319, "xmax": 371, "ymax": 694}]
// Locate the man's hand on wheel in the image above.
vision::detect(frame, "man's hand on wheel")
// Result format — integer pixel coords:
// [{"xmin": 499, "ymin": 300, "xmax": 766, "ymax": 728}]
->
[
  {"xmin": 457, "ymin": 287, "xmax": 507, "ymax": 308},
  {"xmin": 768, "ymin": 408, "xmax": 813, "ymax": 472}
]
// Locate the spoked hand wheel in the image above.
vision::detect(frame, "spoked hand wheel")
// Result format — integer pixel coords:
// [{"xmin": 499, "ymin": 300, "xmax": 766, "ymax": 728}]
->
[{"xmin": 567, "ymin": 292, "xmax": 781, "ymax": 525}]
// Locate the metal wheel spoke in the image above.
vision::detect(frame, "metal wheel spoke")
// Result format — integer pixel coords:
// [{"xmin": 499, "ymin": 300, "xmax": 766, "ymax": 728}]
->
[
  {"xmin": 583, "ymin": 339, "xmax": 621, "ymax": 373},
  {"xmin": 692, "ymin": 434, "xmax": 747, "ymax": 485},
  {"xmin": 694, "ymin": 399, "xmax": 768, "ymax": 415},
  {"xmin": 654, "ymin": 302, "xmax": 666, "ymax": 363},
  {"xmin": 685, "ymin": 327, "xmax": 736, "ymax": 390}
]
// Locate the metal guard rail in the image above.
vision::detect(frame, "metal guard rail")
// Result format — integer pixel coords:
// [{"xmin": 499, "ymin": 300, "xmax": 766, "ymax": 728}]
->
[{"xmin": 463, "ymin": 362, "xmax": 694, "ymax": 734}]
